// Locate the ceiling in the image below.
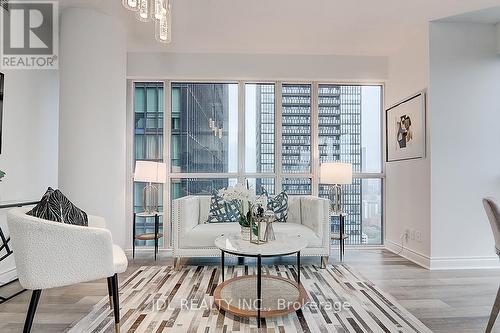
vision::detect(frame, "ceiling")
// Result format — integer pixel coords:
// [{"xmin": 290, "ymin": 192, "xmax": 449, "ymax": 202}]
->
[{"xmin": 59, "ymin": 0, "xmax": 500, "ymax": 56}]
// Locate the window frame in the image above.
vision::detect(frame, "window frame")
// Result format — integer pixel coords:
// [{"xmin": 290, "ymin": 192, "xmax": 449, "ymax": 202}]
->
[{"xmin": 126, "ymin": 79, "xmax": 385, "ymax": 249}]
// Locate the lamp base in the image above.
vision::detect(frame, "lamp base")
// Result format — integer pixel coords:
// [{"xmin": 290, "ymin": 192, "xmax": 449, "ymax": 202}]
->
[
  {"xmin": 328, "ymin": 184, "xmax": 343, "ymax": 215},
  {"xmin": 142, "ymin": 183, "xmax": 159, "ymax": 214}
]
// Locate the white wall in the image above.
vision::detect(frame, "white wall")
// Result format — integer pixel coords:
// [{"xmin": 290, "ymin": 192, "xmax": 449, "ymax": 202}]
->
[
  {"xmin": 127, "ymin": 52, "xmax": 388, "ymax": 81},
  {"xmin": 0, "ymin": 70, "xmax": 59, "ymax": 282},
  {"xmin": 384, "ymin": 27, "xmax": 432, "ymax": 268},
  {"xmin": 429, "ymin": 22, "xmax": 500, "ymax": 269},
  {"xmin": 59, "ymin": 8, "xmax": 127, "ymax": 248}
]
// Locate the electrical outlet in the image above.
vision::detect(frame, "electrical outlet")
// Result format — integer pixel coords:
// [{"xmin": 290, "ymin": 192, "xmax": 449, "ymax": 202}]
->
[
  {"xmin": 401, "ymin": 229, "xmax": 410, "ymax": 242},
  {"xmin": 410, "ymin": 229, "xmax": 415, "ymax": 240},
  {"xmin": 415, "ymin": 231, "xmax": 422, "ymax": 242}
]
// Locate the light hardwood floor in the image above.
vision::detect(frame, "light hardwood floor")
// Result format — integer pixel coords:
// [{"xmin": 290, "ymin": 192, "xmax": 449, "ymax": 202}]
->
[{"xmin": 1, "ymin": 249, "xmax": 499, "ymax": 332}]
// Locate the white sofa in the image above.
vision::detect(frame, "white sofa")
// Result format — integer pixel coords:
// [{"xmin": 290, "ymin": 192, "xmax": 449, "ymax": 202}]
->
[{"xmin": 172, "ymin": 195, "xmax": 330, "ymax": 267}]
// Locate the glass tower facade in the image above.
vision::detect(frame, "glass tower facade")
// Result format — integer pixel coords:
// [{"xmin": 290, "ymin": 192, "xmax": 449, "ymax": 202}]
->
[
  {"xmin": 170, "ymin": 83, "xmax": 234, "ymax": 200},
  {"xmin": 255, "ymin": 84, "xmax": 365, "ymax": 244}
]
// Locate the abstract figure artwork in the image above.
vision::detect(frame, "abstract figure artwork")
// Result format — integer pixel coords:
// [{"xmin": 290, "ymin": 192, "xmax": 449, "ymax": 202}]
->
[{"xmin": 386, "ymin": 92, "xmax": 426, "ymax": 162}]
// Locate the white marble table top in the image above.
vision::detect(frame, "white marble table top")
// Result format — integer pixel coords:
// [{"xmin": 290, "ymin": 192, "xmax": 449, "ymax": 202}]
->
[{"xmin": 214, "ymin": 233, "xmax": 308, "ymax": 257}]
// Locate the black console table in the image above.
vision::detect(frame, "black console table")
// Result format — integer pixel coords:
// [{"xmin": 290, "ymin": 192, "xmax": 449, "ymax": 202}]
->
[{"xmin": 0, "ymin": 200, "xmax": 39, "ymax": 304}]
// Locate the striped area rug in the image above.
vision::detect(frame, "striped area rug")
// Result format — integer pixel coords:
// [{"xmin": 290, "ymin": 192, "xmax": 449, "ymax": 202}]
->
[{"xmin": 67, "ymin": 265, "xmax": 432, "ymax": 333}]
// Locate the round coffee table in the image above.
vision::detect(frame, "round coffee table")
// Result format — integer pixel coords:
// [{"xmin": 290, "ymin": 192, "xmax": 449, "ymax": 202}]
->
[{"xmin": 214, "ymin": 233, "xmax": 308, "ymax": 328}]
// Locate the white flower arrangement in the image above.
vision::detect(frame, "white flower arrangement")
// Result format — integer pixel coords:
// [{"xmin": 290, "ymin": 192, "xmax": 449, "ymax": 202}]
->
[
  {"xmin": 218, "ymin": 182, "xmax": 255, "ymax": 203},
  {"xmin": 218, "ymin": 183, "xmax": 268, "ymax": 228}
]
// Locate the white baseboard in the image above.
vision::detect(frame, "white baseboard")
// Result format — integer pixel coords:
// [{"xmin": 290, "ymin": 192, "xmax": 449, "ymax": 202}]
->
[
  {"xmin": 385, "ymin": 240, "xmax": 500, "ymax": 270},
  {"xmin": 385, "ymin": 240, "xmax": 431, "ymax": 269},
  {"xmin": 429, "ymin": 256, "xmax": 500, "ymax": 270},
  {"xmin": 0, "ymin": 267, "xmax": 17, "ymax": 285}
]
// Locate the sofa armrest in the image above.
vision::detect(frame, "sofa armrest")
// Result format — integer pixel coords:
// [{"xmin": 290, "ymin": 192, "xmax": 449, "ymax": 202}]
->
[
  {"xmin": 300, "ymin": 196, "xmax": 330, "ymax": 246},
  {"xmin": 172, "ymin": 196, "xmax": 200, "ymax": 252}
]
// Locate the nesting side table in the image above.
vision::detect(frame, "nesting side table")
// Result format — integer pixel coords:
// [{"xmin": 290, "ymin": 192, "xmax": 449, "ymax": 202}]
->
[{"xmin": 133, "ymin": 211, "xmax": 163, "ymax": 260}]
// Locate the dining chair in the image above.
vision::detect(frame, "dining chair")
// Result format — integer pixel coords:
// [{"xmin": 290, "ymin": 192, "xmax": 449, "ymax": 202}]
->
[{"xmin": 482, "ymin": 197, "xmax": 500, "ymax": 333}]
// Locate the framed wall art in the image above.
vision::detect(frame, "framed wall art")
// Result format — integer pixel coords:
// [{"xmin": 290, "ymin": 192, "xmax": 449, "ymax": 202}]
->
[{"xmin": 386, "ymin": 91, "xmax": 426, "ymax": 162}]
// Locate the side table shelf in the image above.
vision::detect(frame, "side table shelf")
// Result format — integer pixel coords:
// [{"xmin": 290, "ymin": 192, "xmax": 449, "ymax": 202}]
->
[{"xmin": 133, "ymin": 212, "xmax": 163, "ymax": 260}]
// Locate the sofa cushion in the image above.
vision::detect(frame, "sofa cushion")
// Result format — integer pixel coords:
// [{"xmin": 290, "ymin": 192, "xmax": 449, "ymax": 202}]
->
[
  {"xmin": 27, "ymin": 188, "xmax": 88, "ymax": 226},
  {"xmin": 180, "ymin": 222, "xmax": 322, "ymax": 248}
]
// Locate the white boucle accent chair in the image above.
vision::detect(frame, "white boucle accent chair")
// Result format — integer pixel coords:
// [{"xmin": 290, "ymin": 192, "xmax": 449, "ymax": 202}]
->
[
  {"xmin": 7, "ymin": 207, "xmax": 128, "ymax": 333},
  {"xmin": 172, "ymin": 195, "xmax": 331, "ymax": 269}
]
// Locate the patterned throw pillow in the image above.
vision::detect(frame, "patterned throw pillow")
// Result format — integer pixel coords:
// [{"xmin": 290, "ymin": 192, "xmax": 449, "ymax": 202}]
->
[
  {"xmin": 262, "ymin": 188, "xmax": 288, "ymax": 222},
  {"xmin": 206, "ymin": 192, "xmax": 240, "ymax": 223},
  {"xmin": 27, "ymin": 188, "xmax": 88, "ymax": 226}
]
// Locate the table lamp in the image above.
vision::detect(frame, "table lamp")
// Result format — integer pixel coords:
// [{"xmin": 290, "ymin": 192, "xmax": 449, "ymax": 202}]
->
[
  {"xmin": 134, "ymin": 161, "xmax": 166, "ymax": 214},
  {"xmin": 320, "ymin": 162, "xmax": 352, "ymax": 214}
]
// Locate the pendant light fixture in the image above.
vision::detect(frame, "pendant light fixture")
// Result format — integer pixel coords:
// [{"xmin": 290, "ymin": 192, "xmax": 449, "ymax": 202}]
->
[{"xmin": 121, "ymin": 0, "xmax": 172, "ymax": 44}]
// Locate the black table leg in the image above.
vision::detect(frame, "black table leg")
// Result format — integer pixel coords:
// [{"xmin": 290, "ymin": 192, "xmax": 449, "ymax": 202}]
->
[
  {"xmin": 257, "ymin": 254, "xmax": 262, "ymax": 328},
  {"xmin": 297, "ymin": 251, "xmax": 301, "ymax": 285},
  {"xmin": 154, "ymin": 214, "xmax": 159, "ymax": 261},
  {"xmin": 132, "ymin": 213, "xmax": 136, "ymax": 259},
  {"xmin": 340, "ymin": 214, "xmax": 344, "ymax": 262},
  {"xmin": 221, "ymin": 250, "xmax": 225, "ymax": 282}
]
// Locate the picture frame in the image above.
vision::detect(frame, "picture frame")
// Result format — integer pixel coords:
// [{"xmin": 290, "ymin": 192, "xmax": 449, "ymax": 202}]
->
[{"xmin": 385, "ymin": 91, "xmax": 426, "ymax": 162}]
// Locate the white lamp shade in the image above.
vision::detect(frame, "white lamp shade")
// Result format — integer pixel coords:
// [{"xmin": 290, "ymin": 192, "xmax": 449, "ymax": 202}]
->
[
  {"xmin": 134, "ymin": 161, "xmax": 167, "ymax": 183},
  {"xmin": 320, "ymin": 162, "xmax": 352, "ymax": 185}
]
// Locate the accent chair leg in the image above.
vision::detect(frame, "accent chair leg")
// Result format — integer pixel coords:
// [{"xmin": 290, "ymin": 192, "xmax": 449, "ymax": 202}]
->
[
  {"xmin": 107, "ymin": 276, "xmax": 114, "ymax": 310},
  {"xmin": 321, "ymin": 256, "xmax": 329, "ymax": 269},
  {"xmin": 486, "ymin": 285, "xmax": 500, "ymax": 333},
  {"xmin": 23, "ymin": 289, "xmax": 42, "ymax": 333},
  {"xmin": 111, "ymin": 274, "xmax": 121, "ymax": 333}
]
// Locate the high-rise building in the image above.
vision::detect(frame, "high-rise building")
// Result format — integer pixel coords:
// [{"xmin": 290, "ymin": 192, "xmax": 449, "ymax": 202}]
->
[
  {"xmin": 318, "ymin": 85, "xmax": 363, "ymax": 245},
  {"xmin": 255, "ymin": 84, "xmax": 275, "ymax": 194},
  {"xmin": 255, "ymin": 84, "xmax": 364, "ymax": 244},
  {"xmin": 171, "ymin": 83, "xmax": 230, "ymax": 198}
]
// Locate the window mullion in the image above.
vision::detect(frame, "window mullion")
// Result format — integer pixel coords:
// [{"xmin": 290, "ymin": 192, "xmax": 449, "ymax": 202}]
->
[
  {"xmin": 238, "ymin": 81, "xmax": 245, "ymax": 184},
  {"xmin": 311, "ymin": 82, "xmax": 319, "ymax": 196},
  {"xmin": 164, "ymin": 80, "xmax": 171, "ymax": 248},
  {"xmin": 275, "ymin": 81, "xmax": 283, "ymax": 193}
]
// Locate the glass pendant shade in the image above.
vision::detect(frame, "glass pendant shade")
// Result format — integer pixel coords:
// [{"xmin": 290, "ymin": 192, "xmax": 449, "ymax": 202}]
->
[
  {"xmin": 155, "ymin": 4, "xmax": 171, "ymax": 43},
  {"xmin": 122, "ymin": 0, "xmax": 138, "ymax": 10},
  {"xmin": 122, "ymin": 0, "xmax": 172, "ymax": 43},
  {"xmin": 137, "ymin": 0, "xmax": 149, "ymax": 21},
  {"xmin": 154, "ymin": 0, "xmax": 164, "ymax": 20}
]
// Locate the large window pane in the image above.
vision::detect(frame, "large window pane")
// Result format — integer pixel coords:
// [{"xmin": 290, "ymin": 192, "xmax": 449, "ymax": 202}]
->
[
  {"xmin": 171, "ymin": 83, "xmax": 238, "ymax": 173},
  {"xmin": 318, "ymin": 84, "xmax": 382, "ymax": 245},
  {"xmin": 281, "ymin": 84, "xmax": 311, "ymax": 174},
  {"xmin": 133, "ymin": 82, "xmax": 164, "ymax": 247},
  {"xmin": 245, "ymin": 84, "xmax": 275, "ymax": 173},
  {"xmin": 361, "ymin": 86, "xmax": 382, "ymax": 173},
  {"xmin": 362, "ymin": 179, "xmax": 382, "ymax": 245}
]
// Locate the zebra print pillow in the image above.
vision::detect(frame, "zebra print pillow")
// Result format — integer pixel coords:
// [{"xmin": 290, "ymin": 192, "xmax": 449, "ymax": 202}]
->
[
  {"xmin": 261, "ymin": 188, "xmax": 289, "ymax": 222},
  {"xmin": 27, "ymin": 188, "xmax": 88, "ymax": 226},
  {"xmin": 206, "ymin": 192, "xmax": 240, "ymax": 223}
]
